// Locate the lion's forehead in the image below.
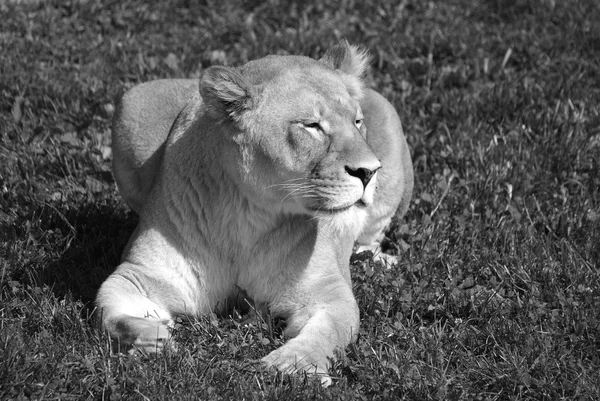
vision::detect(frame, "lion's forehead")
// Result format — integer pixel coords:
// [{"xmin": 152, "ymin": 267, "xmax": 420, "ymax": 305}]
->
[
  {"xmin": 238, "ymin": 56, "xmax": 360, "ymax": 125},
  {"xmin": 241, "ymin": 54, "xmax": 333, "ymax": 82},
  {"xmin": 257, "ymin": 73, "xmax": 358, "ymax": 119},
  {"xmin": 281, "ymin": 69, "xmax": 348, "ymax": 95}
]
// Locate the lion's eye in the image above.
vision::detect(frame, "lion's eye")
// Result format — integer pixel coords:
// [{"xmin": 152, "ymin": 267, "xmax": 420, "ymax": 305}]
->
[
  {"xmin": 302, "ymin": 122, "xmax": 323, "ymax": 139},
  {"xmin": 355, "ymin": 118, "xmax": 364, "ymax": 129}
]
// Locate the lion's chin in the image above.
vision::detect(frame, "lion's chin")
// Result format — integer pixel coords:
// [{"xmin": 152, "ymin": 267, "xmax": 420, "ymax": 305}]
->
[{"xmin": 312, "ymin": 204, "xmax": 369, "ymax": 238}]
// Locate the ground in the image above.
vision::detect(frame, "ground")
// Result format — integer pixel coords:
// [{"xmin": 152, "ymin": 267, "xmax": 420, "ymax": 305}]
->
[{"xmin": 1, "ymin": 0, "xmax": 599, "ymax": 399}]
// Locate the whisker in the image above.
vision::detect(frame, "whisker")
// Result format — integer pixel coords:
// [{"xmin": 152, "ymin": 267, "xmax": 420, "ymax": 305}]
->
[
  {"xmin": 281, "ymin": 186, "xmax": 317, "ymax": 202},
  {"xmin": 265, "ymin": 177, "xmax": 308, "ymax": 190}
]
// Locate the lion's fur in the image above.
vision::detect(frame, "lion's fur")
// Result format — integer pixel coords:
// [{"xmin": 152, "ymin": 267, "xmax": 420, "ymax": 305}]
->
[{"xmin": 97, "ymin": 43, "xmax": 413, "ymax": 381}]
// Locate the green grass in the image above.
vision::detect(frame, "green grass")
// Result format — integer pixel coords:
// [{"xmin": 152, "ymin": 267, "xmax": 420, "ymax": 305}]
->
[{"xmin": 1, "ymin": 0, "xmax": 599, "ymax": 399}]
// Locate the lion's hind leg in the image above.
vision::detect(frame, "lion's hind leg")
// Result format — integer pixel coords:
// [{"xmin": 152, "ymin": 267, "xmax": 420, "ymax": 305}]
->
[
  {"xmin": 96, "ymin": 272, "xmax": 175, "ymax": 353},
  {"xmin": 355, "ymin": 213, "xmax": 399, "ymax": 267}
]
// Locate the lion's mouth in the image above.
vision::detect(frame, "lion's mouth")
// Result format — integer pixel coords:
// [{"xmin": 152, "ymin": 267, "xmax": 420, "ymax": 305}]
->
[{"xmin": 308, "ymin": 200, "xmax": 367, "ymax": 215}]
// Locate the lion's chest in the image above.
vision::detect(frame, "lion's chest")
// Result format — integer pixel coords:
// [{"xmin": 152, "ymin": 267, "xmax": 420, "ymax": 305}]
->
[
  {"xmin": 139, "ymin": 174, "xmax": 320, "ymax": 314},
  {"xmin": 137, "ymin": 214, "xmax": 315, "ymax": 315}
]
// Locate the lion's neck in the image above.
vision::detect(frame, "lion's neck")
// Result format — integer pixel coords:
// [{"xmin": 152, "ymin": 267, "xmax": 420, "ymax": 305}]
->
[{"xmin": 157, "ymin": 138, "xmax": 312, "ymax": 259}]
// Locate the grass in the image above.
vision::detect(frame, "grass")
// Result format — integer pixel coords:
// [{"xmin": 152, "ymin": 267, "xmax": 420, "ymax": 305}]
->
[{"xmin": 1, "ymin": 0, "xmax": 599, "ymax": 399}]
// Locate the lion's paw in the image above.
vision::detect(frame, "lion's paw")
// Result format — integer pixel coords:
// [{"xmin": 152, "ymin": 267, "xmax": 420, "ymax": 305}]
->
[
  {"xmin": 113, "ymin": 316, "xmax": 176, "ymax": 354},
  {"xmin": 354, "ymin": 244, "xmax": 398, "ymax": 268},
  {"xmin": 262, "ymin": 342, "xmax": 332, "ymax": 386},
  {"xmin": 372, "ymin": 252, "xmax": 398, "ymax": 267}
]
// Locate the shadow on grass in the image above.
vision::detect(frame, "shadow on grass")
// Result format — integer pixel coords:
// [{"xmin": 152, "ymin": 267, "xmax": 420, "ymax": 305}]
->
[{"xmin": 33, "ymin": 198, "xmax": 138, "ymax": 310}]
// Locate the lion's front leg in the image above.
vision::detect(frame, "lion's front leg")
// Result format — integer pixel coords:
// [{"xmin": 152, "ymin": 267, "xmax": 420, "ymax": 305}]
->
[
  {"xmin": 262, "ymin": 272, "xmax": 359, "ymax": 384},
  {"xmin": 96, "ymin": 267, "xmax": 177, "ymax": 353}
]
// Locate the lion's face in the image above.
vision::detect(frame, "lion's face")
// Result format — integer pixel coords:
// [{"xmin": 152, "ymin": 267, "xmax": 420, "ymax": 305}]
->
[{"xmin": 200, "ymin": 44, "xmax": 379, "ymax": 231}]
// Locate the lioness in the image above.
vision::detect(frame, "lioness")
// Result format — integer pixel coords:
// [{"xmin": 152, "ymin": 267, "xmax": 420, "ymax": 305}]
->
[{"xmin": 97, "ymin": 42, "xmax": 413, "ymax": 382}]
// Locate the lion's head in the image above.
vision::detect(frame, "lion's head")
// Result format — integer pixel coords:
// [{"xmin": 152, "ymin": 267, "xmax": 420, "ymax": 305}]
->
[{"xmin": 199, "ymin": 43, "xmax": 380, "ymax": 234}]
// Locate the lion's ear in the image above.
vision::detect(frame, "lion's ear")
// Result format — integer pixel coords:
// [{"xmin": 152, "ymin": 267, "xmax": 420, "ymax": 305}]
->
[
  {"xmin": 200, "ymin": 66, "xmax": 254, "ymax": 119},
  {"xmin": 320, "ymin": 41, "xmax": 369, "ymax": 99},
  {"xmin": 320, "ymin": 41, "xmax": 370, "ymax": 79}
]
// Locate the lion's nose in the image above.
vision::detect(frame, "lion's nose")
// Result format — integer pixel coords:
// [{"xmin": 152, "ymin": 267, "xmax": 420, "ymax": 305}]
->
[{"xmin": 345, "ymin": 164, "xmax": 380, "ymax": 188}]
